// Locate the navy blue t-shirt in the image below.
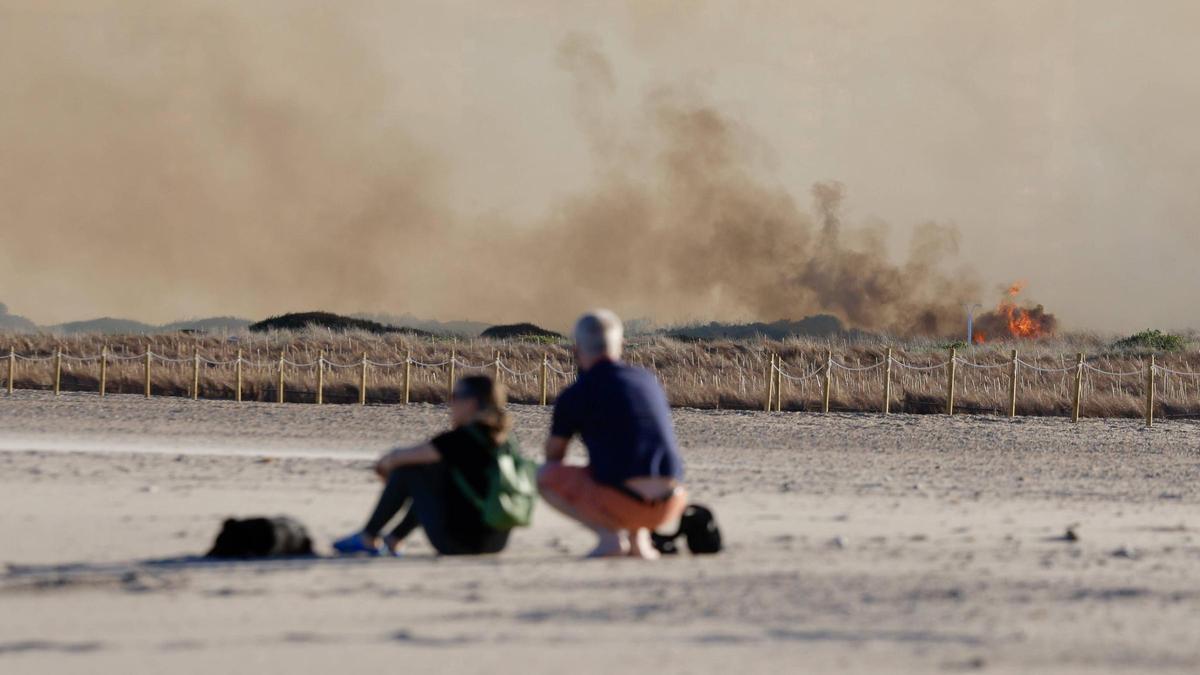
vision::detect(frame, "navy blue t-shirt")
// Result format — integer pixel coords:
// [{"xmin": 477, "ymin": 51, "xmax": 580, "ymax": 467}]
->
[{"xmin": 550, "ymin": 360, "xmax": 683, "ymax": 487}]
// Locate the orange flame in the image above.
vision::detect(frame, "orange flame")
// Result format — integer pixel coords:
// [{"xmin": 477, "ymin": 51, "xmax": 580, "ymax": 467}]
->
[
  {"xmin": 1004, "ymin": 303, "xmax": 1045, "ymax": 338},
  {"xmin": 973, "ymin": 281, "xmax": 1056, "ymax": 343}
]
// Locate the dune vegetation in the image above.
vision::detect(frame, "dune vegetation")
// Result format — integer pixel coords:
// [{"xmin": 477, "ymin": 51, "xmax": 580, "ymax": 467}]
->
[{"xmin": 2, "ymin": 329, "xmax": 1199, "ymax": 420}]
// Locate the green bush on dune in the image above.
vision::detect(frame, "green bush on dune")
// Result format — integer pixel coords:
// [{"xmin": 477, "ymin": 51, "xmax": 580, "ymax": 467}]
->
[{"xmin": 1112, "ymin": 329, "xmax": 1187, "ymax": 352}]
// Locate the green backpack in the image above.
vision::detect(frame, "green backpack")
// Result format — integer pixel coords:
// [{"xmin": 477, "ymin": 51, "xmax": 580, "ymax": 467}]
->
[{"xmin": 450, "ymin": 426, "xmax": 538, "ymax": 531}]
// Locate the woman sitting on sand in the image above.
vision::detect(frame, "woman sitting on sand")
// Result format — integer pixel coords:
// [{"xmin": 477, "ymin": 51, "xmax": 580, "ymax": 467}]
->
[{"xmin": 333, "ymin": 375, "xmax": 513, "ymax": 557}]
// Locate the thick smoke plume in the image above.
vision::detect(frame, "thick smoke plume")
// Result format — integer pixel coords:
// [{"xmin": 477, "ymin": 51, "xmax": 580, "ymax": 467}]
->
[
  {"xmin": 499, "ymin": 35, "xmax": 979, "ymax": 334},
  {"xmin": 0, "ymin": 4, "xmax": 980, "ymax": 335}
]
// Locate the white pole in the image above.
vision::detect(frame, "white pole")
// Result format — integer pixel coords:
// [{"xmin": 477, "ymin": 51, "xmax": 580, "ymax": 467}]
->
[{"xmin": 964, "ymin": 303, "xmax": 982, "ymax": 343}]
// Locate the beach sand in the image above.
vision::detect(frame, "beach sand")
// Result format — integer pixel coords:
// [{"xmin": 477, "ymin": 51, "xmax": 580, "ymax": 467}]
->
[{"xmin": 1, "ymin": 391, "xmax": 1198, "ymax": 674}]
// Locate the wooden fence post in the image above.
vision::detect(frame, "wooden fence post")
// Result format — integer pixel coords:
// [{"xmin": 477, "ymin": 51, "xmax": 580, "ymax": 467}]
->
[
  {"xmin": 277, "ymin": 353, "xmax": 285, "ymax": 404},
  {"xmin": 764, "ymin": 353, "xmax": 776, "ymax": 412},
  {"xmin": 946, "ymin": 348, "xmax": 957, "ymax": 415},
  {"xmin": 448, "ymin": 348, "xmax": 457, "ymax": 403},
  {"xmin": 235, "ymin": 349, "xmax": 243, "ymax": 402},
  {"xmin": 1146, "ymin": 355, "xmax": 1155, "ymax": 428},
  {"xmin": 99, "ymin": 346, "xmax": 107, "ymax": 398},
  {"xmin": 192, "ymin": 348, "xmax": 200, "ymax": 400},
  {"xmin": 1008, "ymin": 349, "xmax": 1018, "ymax": 418},
  {"xmin": 316, "ymin": 351, "xmax": 325, "ymax": 405},
  {"xmin": 822, "ymin": 350, "xmax": 833, "ymax": 414},
  {"xmin": 883, "ymin": 347, "xmax": 893, "ymax": 414},
  {"xmin": 7, "ymin": 346, "xmax": 15, "ymax": 395},
  {"xmin": 404, "ymin": 349, "xmax": 412, "ymax": 405},
  {"xmin": 54, "ymin": 349, "xmax": 62, "ymax": 396},
  {"xmin": 494, "ymin": 350, "xmax": 501, "ymax": 383},
  {"xmin": 143, "ymin": 350, "xmax": 152, "ymax": 398},
  {"xmin": 359, "ymin": 352, "xmax": 368, "ymax": 406},
  {"xmin": 1071, "ymin": 353, "xmax": 1084, "ymax": 423},
  {"xmin": 539, "ymin": 353, "xmax": 548, "ymax": 406},
  {"xmin": 775, "ymin": 355, "xmax": 784, "ymax": 412}
]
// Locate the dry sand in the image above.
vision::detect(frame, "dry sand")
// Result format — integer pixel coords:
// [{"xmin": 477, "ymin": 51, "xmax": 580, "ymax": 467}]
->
[{"xmin": 1, "ymin": 391, "xmax": 1199, "ymax": 674}]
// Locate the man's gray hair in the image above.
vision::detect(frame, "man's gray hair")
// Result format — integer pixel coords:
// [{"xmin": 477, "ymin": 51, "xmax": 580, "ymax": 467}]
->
[{"xmin": 573, "ymin": 309, "xmax": 624, "ymax": 360}]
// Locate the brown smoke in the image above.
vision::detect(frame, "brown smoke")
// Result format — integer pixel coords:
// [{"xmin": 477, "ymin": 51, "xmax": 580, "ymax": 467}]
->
[
  {"xmin": 0, "ymin": 3, "xmax": 980, "ymax": 335},
  {"xmin": 472, "ymin": 35, "xmax": 980, "ymax": 334},
  {"xmin": 0, "ymin": 1, "xmax": 447, "ymax": 323}
]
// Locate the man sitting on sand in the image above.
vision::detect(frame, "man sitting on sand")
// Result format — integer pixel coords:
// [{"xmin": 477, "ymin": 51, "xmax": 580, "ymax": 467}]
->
[{"xmin": 538, "ymin": 309, "xmax": 687, "ymax": 558}]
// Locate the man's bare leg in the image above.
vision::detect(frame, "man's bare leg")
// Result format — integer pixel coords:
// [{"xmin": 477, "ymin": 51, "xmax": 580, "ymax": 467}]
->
[
  {"xmin": 586, "ymin": 529, "xmax": 630, "ymax": 558},
  {"xmin": 627, "ymin": 528, "xmax": 660, "ymax": 560}
]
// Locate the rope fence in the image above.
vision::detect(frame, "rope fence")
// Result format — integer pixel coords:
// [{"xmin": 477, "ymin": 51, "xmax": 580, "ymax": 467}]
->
[
  {"xmin": 3, "ymin": 346, "xmax": 575, "ymax": 409},
  {"xmin": 3, "ymin": 344, "xmax": 1197, "ymax": 427},
  {"xmin": 762, "ymin": 348, "xmax": 1194, "ymax": 426}
]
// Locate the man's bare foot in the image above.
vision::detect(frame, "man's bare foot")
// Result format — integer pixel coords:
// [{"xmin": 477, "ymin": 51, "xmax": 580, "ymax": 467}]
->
[
  {"xmin": 628, "ymin": 528, "xmax": 661, "ymax": 560},
  {"xmin": 585, "ymin": 530, "xmax": 630, "ymax": 558}
]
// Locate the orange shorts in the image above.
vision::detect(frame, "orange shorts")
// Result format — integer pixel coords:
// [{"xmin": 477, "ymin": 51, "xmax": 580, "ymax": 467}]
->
[{"xmin": 538, "ymin": 464, "xmax": 687, "ymax": 531}]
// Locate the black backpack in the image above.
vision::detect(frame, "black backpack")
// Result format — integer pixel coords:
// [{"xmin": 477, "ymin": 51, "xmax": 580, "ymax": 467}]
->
[
  {"xmin": 651, "ymin": 504, "xmax": 722, "ymax": 555},
  {"xmin": 206, "ymin": 516, "xmax": 314, "ymax": 558}
]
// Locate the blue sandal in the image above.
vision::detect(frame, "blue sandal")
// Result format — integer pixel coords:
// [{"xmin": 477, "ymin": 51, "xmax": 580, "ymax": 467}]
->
[{"xmin": 332, "ymin": 532, "xmax": 384, "ymax": 556}]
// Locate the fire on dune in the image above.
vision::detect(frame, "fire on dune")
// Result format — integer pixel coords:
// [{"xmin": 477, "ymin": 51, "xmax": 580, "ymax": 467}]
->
[{"xmin": 972, "ymin": 282, "xmax": 1057, "ymax": 343}]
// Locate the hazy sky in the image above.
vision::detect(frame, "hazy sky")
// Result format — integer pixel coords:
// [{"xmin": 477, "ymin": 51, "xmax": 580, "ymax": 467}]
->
[{"xmin": 1, "ymin": 1, "xmax": 1197, "ymax": 332}]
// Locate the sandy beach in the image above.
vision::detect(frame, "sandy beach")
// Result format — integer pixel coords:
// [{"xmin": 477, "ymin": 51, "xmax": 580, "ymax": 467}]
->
[{"xmin": 2, "ymin": 391, "xmax": 1199, "ymax": 674}]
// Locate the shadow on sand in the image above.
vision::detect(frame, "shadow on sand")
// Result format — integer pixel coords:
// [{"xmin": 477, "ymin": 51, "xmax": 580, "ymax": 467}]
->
[{"xmin": 2, "ymin": 554, "xmax": 394, "ymax": 592}]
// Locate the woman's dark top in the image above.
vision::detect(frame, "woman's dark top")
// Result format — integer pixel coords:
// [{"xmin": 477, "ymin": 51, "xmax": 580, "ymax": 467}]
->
[{"xmin": 430, "ymin": 424, "xmax": 503, "ymax": 547}]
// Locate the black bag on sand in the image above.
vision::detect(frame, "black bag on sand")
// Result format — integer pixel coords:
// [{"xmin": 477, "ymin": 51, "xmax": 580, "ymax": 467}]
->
[
  {"xmin": 206, "ymin": 516, "xmax": 314, "ymax": 558},
  {"xmin": 652, "ymin": 504, "xmax": 722, "ymax": 555}
]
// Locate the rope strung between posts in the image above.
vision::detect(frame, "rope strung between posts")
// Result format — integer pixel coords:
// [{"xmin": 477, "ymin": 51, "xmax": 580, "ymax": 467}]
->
[
  {"xmin": 105, "ymin": 352, "xmax": 147, "ymax": 361},
  {"xmin": 58, "ymin": 353, "xmax": 103, "ymax": 362},
  {"xmin": 498, "ymin": 362, "xmax": 542, "ymax": 377},
  {"xmin": 452, "ymin": 357, "xmax": 499, "ymax": 370},
  {"xmin": 7, "ymin": 346, "xmax": 1198, "ymax": 424},
  {"xmin": 890, "ymin": 359, "xmax": 949, "ymax": 371},
  {"xmin": 1015, "ymin": 358, "xmax": 1075, "ymax": 374},
  {"xmin": 407, "ymin": 358, "xmax": 452, "ymax": 368},
  {"xmin": 773, "ymin": 363, "xmax": 825, "ymax": 382},
  {"xmin": 199, "ymin": 356, "xmax": 245, "ymax": 366},
  {"xmin": 149, "ymin": 352, "xmax": 193, "ymax": 364},
  {"xmin": 954, "ymin": 358, "xmax": 1009, "ymax": 370},
  {"xmin": 1082, "ymin": 363, "xmax": 1143, "ymax": 377},
  {"xmin": 829, "ymin": 359, "xmax": 886, "ymax": 372},
  {"xmin": 4, "ymin": 348, "xmax": 1188, "ymax": 376},
  {"xmin": 365, "ymin": 358, "xmax": 407, "ymax": 368},
  {"xmin": 1155, "ymin": 366, "xmax": 1200, "ymax": 377}
]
